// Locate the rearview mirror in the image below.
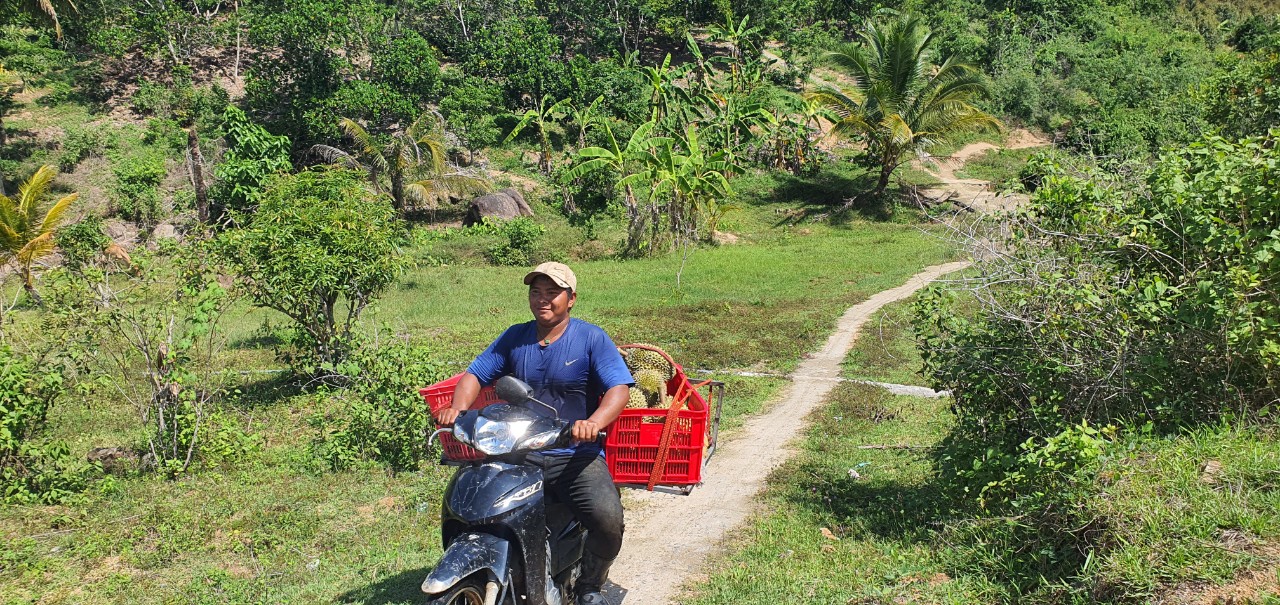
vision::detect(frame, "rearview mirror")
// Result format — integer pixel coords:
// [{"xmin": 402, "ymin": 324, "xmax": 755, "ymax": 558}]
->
[{"xmin": 494, "ymin": 375, "xmax": 534, "ymax": 405}]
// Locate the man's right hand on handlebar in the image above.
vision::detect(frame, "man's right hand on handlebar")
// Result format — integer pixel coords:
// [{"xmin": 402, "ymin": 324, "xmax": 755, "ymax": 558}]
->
[{"xmin": 434, "ymin": 407, "xmax": 463, "ymax": 426}]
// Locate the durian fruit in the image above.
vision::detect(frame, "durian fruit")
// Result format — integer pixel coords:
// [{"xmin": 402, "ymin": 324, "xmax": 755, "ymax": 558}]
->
[
  {"xmin": 622, "ymin": 345, "xmax": 675, "ymax": 381},
  {"xmin": 626, "ymin": 387, "xmax": 649, "ymax": 409}
]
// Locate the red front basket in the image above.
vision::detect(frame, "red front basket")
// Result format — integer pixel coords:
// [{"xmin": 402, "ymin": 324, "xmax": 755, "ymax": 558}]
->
[{"xmin": 420, "ymin": 374, "xmax": 502, "ymax": 462}]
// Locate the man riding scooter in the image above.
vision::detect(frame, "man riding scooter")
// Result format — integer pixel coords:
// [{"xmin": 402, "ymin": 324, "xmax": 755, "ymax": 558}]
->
[{"xmin": 433, "ymin": 262, "xmax": 633, "ymax": 605}]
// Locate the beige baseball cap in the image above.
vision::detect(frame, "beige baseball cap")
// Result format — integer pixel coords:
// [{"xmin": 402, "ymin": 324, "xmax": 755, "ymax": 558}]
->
[{"xmin": 523, "ymin": 262, "xmax": 577, "ymax": 292}]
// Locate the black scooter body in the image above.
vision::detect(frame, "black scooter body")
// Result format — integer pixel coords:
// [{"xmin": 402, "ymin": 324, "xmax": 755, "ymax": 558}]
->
[{"xmin": 423, "ymin": 404, "xmax": 587, "ymax": 604}]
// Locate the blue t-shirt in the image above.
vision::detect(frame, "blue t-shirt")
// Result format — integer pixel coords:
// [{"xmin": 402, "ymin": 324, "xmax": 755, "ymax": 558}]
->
[{"xmin": 466, "ymin": 318, "xmax": 634, "ymax": 457}]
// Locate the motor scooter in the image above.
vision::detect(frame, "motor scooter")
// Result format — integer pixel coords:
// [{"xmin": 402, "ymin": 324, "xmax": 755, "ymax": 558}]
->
[{"xmin": 421, "ymin": 376, "xmax": 604, "ymax": 605}]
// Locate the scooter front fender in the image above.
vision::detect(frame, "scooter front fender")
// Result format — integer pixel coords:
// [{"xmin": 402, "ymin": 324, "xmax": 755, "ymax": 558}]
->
[{"xmin": 421, "ymin": 532, "xmax": 511, "ymax": 596}]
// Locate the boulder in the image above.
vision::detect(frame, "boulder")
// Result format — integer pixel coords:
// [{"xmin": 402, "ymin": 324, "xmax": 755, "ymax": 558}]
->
[
  {"xmin": 464, "ymin": 189, "xmax": 534, "ymax": 226},
  {"xmin": 87, "ymin": 446, "xmax": 139, "ymax": 475},
  {"xmin": 152, "ymin": 223, "xmax": 180, "ymax": 241}
]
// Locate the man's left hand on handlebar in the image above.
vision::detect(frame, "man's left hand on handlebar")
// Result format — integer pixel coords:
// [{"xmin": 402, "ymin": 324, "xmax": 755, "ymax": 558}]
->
[{"xmin": 572, "ymin": 419, "xmax": 602, "ymax": 442}]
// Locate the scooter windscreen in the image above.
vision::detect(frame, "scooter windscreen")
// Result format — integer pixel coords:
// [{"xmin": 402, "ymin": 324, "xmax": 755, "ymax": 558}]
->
[{"xmin": 452, "ymin": 404, "xmax": 567, "ymax": 455}]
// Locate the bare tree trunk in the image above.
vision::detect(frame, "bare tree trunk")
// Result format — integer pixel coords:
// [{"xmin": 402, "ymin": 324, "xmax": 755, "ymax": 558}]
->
[
  {"xmin": 233, "ymin": 0, "xmax": 241, "ymax": 81},
  {"xmin": 187, "ymin": 128, "xmax": 209, "ymax": 223},
  {"xmin": 22, "ymin": 268, "xmax": 43, "ymax": 308}
]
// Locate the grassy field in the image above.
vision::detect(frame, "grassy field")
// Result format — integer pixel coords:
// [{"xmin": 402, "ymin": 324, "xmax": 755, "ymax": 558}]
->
[{"xmin": 0, "ymin": 191, "xmax": 955, "ymax": 603}]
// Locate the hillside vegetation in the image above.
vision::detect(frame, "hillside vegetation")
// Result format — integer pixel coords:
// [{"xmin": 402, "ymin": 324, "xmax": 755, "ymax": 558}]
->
[{"xmin": 1, "ymin": 0, "xmax": 1279, "ymax": 603}]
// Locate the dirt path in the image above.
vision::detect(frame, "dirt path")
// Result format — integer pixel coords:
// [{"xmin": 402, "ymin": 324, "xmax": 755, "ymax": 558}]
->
[
  {"xmin": 607, "ymin": 261, "xmax": 971, "ymax": 604},
  {"xmin": 916, "ymin": 130, "xmax": 1050, "ymax": 213}
]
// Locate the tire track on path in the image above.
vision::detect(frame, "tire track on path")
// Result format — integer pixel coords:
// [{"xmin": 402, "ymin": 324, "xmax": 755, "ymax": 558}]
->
[{"xmin": 608, "ymin": 261, "xmax": 971, "ymax": 604}]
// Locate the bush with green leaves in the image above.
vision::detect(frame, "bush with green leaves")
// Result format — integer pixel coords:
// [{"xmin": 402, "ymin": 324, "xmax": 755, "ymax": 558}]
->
[
  {"xmin": 486, "ymin": 217, "xmax": 548, "ymax": 266},
  {"xmin": 312, "ymin": 337, "xmax": 448, "ymax": 470},
  {"xmin": 109, "ymin": 153, "xmax": 166, "ymax": 225},
  {"xmin": 58, "ymin": 125, "xmax": 112, "ymax": 171},
  {"xmin": 917, "ymin": 130, "xmax": 1280, "ymax": 509},
  {"xmin": 54, "ymin": 215, "xmax": 110, "ymax": 273},
  {"xmin": 0, "ymin": 346, "xmax": 92, "ymax": 505},
  {"xmin": 210, "ymin": 106, "xmax": 293, "ymax": 219},
  {"xmin": 218, "ymin": 168, "xmax": 405, "ymax": 374},
  {"xmin": 1197, "ymin": 41, "xmax": 1280, "ymax": 140}
]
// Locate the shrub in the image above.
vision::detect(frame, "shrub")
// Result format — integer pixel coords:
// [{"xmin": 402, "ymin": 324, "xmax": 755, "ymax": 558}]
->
[
  {"xmin": 54, "ymin": 215, "xmax": 110, "ymax": 273},
  {"xmin": 109, "ymin": 153, "xmax": 166, "ymax": 225},
  {"xmin": 218, "ymin": 168, "xmax": 405, "ymax": 374},
  {"xmin": 210, "ymin": 105, "xmax": 293, "ymax": 219},
  {"xmin": 312, "ymin": 337, "xmax": 449, "ymax": 470},
  {"xmin": 917, "ymin": 131, "xmax": 1280, "ymax": 509},
  {"xmin": 0, "ymin": 347, "xmax": 91, "ymax": 504},
  {"xmin": 58, "ymin": 126, "xmax": 111, "ymax": 172},
  {"xmin": 486, "ymin": 217, "xmax": 547, "ymax": 266}
]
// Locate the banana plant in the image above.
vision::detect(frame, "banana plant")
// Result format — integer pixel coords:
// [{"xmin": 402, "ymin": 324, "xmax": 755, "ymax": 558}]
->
[
  {"xmin": 504, "ymin": 94, "xmax": 572, "ymax": 174},
  {"xmin": 564, "ymin": 120, "xmax": 670, "ymax": 256},
  {"xmin": 567, "ymin": 95, "xmax": 604, "ymax": 150}
]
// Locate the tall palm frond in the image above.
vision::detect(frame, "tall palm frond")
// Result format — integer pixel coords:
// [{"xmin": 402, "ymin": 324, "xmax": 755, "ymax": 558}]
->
[
  {"xmin": 808, "ymin": 11, "xmax": 1000, "ymax": 199},
  {"xmin": 0, "ymin": 164, "xmax": 78, "ymax": 305}
]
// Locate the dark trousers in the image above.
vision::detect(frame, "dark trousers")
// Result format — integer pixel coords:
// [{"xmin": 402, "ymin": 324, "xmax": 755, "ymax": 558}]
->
[{"xmin": 542, "ymin": 454, "xmax": 624, "ymax": 560}]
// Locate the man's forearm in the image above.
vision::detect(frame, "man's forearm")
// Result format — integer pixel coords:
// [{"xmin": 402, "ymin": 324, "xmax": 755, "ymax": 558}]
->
[
  {"xmin": 450, "ymin": 373, "xmax": 482, "ymax": 410},
  {"xmin": 587, "ymin": 384, "xmax": 630, "ymax": 428}
]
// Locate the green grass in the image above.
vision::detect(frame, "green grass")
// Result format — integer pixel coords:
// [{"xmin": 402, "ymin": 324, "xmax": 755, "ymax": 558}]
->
[
  {"xmin": 954, "ymin": 147, "xmax": 1039, "ymax": 191},
  {"xmin": 841, "ymin": 294, "xmax": 927, "ymax": 386},
  {"xmin": 684, "ymin": 384, "xmax": 993, "ymax": 604}
]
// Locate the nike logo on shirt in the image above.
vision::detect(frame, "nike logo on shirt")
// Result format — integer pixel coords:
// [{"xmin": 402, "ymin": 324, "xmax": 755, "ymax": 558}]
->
[{"xmin": 565, "ymin": 359, "xmax": 579, "ymax": 366}]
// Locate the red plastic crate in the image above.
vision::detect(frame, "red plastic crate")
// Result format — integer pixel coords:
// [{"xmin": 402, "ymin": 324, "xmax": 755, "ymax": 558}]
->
[
  {"xmin": 606, "ymin": 407, "xmax": 708, "ymax": 487},
  {"xmin": 605, "ymin": 361, "xmax": 712, "ymax": 488},
  {"xmin": 421, "ymin": 373, "xmax": 503, "ymax": 461}
]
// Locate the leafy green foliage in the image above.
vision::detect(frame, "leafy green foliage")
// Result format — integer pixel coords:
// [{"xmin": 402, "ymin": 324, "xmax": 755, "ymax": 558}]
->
[
  {"xmin": 1198, "ymin": 42, "xmax": 1280, "ymax": 139},
  {"xmin": 218, "ymin": 168, "xmax": 405, "ymax": 374},
  {"xmin": 109, "ymin": 153, "xmax": 165, "ymax": 226},
  {"xmin": 486, "ymin": 216, "xmax": 549, "ymax": 266},
  {"xmin": 53, "ymin": 214, "xmax": 109, "ymax": 273},
  {"xmin": 462, "ymin": 16, "xmax": 569, "ymax": 104},
  {"xmin": 917, "ymin": 131, "xmax": 1280, "ymax": 511},
  {"xmin": 0, "ymin": 346, "xmax": 90, "ymax": 504},
  {"xmin": 210, "ymin": 106, "xmax": 293, "ymax": 219},
  {"xmin": 57, "ymin": 124, "xmax": 112, "ymax": 172},
  {"xmin": 312, "ymin": 337, "xmax": 448, "ymax": 470}
]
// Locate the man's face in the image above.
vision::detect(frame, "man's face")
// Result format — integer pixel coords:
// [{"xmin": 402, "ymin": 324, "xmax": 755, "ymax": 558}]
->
[{"xmin": 528, "ymin": 275, "xmax": 575, "ymax": 326}]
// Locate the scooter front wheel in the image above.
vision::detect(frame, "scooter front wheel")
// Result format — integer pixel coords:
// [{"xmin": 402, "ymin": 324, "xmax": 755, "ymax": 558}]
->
[{"xmin": 426, "ymin": 576, "xmax": 486, "ymax": 605}]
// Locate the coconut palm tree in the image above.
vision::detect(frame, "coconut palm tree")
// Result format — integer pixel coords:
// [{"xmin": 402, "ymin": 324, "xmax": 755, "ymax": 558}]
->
[
  {"xmin": 0, "ymin": 165, "xmax": 78, "ymax": 306},
  {"xmin": 810, "ymin": 11, "xmax": 1001, "ymax": 201},
  {"xmin": 311, "ymin": 111, "xmax": 486, "ymax": 214}
]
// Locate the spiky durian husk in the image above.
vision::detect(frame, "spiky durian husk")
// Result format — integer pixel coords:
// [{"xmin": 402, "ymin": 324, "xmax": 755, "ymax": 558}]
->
[
  {"xmin": 621, "ymin": 344, "xmax": 675, "ymax": 381},
  {"xmin": 634, "ymin": 368, "xmax": 667, "ymax": 396},
  {"xmin": 626, "ymin": 387, "xmax": 649, "ymax": 409}
]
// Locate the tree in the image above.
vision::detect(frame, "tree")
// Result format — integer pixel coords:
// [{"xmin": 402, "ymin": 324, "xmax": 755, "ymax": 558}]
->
[
  {"xmin": 504, "ymin": 95, "xmax": 571, "ymax": 174},
  {"xmin": 313, "ymin": 111, "xmax": 486, "ymax": 215},
  {"xmin": 12, "ymin": 0, "xmax": 77, "ymax": 39},
  {"xmin": 564, "ymin": 120, "xmax": 668, "ymax": 255},
  {"xmin": 810, "ymin": 11, "xmax": 1000, "ymax": 201},
  {"xmin": 0, "ymin": 165, "xmax": 77, "ymax": 306},
  {"xmin": 218, "ymin": 168, "xmax": 404, "ymax": 373}
]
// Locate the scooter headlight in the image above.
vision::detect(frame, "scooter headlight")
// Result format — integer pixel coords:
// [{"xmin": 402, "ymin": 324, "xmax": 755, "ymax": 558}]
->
[{"xmin": 470, "ymin": 417, "xmax": 532, "ymax": 455}]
